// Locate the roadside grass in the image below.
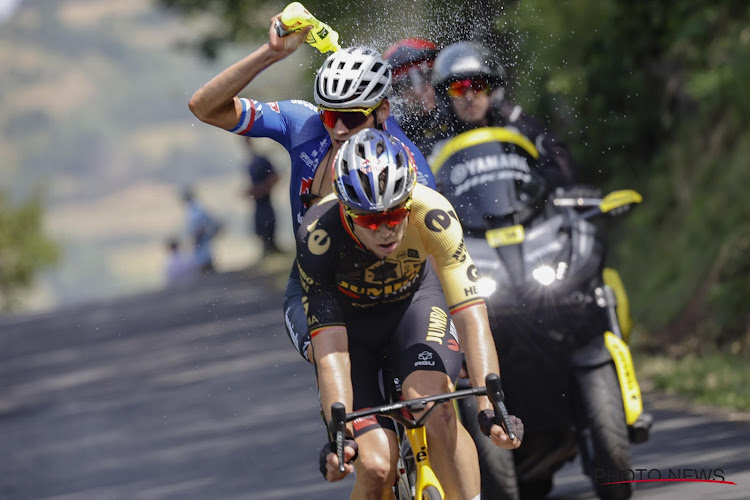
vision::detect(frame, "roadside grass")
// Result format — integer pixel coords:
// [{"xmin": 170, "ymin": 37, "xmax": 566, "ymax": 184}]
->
[{"xmin": 635, "ymin": 352, "xmax": 750, "ymax": 411}]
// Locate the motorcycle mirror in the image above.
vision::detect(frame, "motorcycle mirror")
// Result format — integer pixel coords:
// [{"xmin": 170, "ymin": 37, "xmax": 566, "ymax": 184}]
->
[{"xmin": 599, "ymin": 190, "xmax": 643, "ymax": 214}]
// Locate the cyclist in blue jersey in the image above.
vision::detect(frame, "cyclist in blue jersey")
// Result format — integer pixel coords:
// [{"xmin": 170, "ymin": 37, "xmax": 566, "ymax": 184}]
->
[{"xmin": 189, "ymin": 13, "xmax": 436, "ymax": 364}]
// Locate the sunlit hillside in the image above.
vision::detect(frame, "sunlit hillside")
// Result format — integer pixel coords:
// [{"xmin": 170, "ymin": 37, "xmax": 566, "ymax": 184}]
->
[{"xmin": 0, "ymin": 0, "xmax": 316, "ymax": 311}]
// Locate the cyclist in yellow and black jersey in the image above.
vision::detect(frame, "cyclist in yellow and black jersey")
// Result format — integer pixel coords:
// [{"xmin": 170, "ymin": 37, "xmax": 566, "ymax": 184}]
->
[
  {"xmin": 299, "ymin": 181, "xmax": 482, "ymax": 320},
  {"xmin": 297, "ymin": 128, "xmax": 522, "ymax": 500}
]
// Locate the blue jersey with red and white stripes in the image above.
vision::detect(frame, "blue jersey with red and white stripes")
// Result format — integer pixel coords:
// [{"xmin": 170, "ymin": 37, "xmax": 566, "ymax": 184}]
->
[{"xmin": 228, "ymin": 98, "xmax": 435, "ymax": 233}]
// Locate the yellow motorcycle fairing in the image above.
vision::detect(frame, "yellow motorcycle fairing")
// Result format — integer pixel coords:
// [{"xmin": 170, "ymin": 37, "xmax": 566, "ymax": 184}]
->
[{"xmin": 603, "ymin": 331, "xmax": 643, "ymax": 426}]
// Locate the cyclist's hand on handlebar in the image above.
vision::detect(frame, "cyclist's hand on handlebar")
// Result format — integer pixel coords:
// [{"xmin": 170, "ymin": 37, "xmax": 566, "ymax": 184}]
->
[
  {"xmin": 478, "ymin": 410, "xmax": 524, "ymax": 449},
  {"xmin": 319, "ymin": 438, "xmax": 359, "ymax": 482},
  {"xmin": 269, "ymin": 14, "xmax": 312, "ymax": 57}
]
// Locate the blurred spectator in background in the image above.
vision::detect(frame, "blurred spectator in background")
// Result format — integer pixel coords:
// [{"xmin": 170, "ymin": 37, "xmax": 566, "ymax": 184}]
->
[
  {"xmin": 243, "ymin": 137, "xmax": 281, "ymax": 258},
  {"xmin": 384, "ymin": 38, "xmax": 439, "ymax": 145},
  {"xmin": 164, "ymin": 237, "xmax": 200, "ymax": 287},
  {"xmin": 181, "ymin": 187, "xmax": 222, "ymax": 273}
]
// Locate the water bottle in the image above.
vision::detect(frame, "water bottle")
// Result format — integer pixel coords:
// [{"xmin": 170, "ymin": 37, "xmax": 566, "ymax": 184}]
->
[{"xmin": 274, "ymin": 2, "xmax": 340, "ymax": 53}]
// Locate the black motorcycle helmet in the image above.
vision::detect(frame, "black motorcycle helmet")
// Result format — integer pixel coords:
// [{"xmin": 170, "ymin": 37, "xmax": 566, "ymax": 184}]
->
[
  {"xmin": 431, "ymin": 41, "xmax": 504, "ymax": 118},
  {"xmin": 432, "ymin": 41, "xmax": 504, "ymax": 90}
]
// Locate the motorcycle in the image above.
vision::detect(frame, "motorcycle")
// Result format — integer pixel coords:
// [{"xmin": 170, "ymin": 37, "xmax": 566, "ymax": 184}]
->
[{"xmin": 430, "ymin": 127, "xmax": 652, "ymax": 500}]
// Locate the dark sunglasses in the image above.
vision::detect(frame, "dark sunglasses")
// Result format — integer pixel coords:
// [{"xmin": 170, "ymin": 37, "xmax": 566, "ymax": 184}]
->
[
  {"xmin": 318, "ymin": 104, "xmax": 379, "ymax": 129},
  {"xmin": 447, "ymin": 78, "xmax": 490, "ymax": 97},
  {"xmin": 345, "ymin": 200, "xmax": 412, "ymax": 230}
]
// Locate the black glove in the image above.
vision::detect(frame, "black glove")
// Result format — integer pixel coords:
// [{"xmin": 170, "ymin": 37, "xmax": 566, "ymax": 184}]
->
[
  {"xmin": 478, "ymin": 409, "xmax": 525, "ymax": 442},
  {"xmin": 319, "ymin": 438, "xmax": 359, "ymax": 479}
]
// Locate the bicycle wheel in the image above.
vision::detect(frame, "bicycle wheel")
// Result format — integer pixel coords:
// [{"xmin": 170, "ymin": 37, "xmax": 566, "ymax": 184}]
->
[
  {"xmin": 422, "ymin": 485, "xmax": 443, "ymax": 500},
  {"xmin": 396, "ymin": 436, "xmax": 415, "ymax": 499},
  {"xmin": 396, "ymin": 473, "xmax": 412, "ymax": 500}
]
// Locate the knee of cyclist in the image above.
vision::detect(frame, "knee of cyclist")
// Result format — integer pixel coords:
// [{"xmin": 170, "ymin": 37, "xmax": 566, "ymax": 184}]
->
[
  {"xmin": 424, "ymin": 403, "xmax": 456, "ymax": 431},
  {"xmin": 357, "ymin": 451, "xmax": 395, "ymax": 485}
]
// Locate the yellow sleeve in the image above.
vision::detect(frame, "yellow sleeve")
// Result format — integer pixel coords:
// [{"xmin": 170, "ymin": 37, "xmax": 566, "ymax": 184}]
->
[{"xmin": 411, "ymin": 184, "xmax": 485, "ymax": 312}]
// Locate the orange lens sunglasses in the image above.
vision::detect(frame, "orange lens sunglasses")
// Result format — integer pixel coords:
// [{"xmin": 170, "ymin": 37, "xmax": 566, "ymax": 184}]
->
[
  {"xmin": 345, "ymin": 199, "xmax": 412, "ymax": 230},
  {"xmin": 447, "ymin": 78, "xmax": 490, "ymax": 97}
]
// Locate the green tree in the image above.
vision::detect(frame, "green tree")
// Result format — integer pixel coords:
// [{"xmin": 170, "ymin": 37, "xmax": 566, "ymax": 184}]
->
[
  {"xmin": 159, "ymin": 0, "xmax": 750, "ymax": 355},
  {"xmin": 506, "ymin": 0, "xmax": 750, "ymax": 355},
  {"xmin": 0, "ymin": 191, "xmax": 60, "ymax": 312},
  {"xmin": 156, "ymin": 0, "xmax": 513, "ymax": 59}
]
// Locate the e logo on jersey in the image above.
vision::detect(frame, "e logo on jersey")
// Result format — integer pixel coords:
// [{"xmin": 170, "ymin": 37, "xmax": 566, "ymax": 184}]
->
[
  {"xmin": 425, "ymin": 209, "xmax": 460, "ymax": 233},
  {"xmin": 309, "ymin": 228, "xmax": 330, "ymax": 255},
  {"xmin": 306, "ymin": 219, "xmax": 331, "ymax": 255},
  {"xmin": 425, "ymin": 209, "xmax": 451, "ymax": 232}
]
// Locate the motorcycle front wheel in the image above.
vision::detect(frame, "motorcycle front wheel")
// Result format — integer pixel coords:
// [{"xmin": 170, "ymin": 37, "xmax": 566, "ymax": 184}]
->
[
  {"xmin": 576, "ymin": 363, "xmax": 633, "ymax": 500},
  {"xmin": 456, "ymin": 385, "xmax": 520, "ymax": 499}
]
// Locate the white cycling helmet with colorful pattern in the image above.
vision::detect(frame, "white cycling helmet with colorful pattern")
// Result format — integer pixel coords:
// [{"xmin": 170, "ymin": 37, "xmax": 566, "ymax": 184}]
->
[{"xmin": 333, "ymin": 128, "xmax": 416, "ymax": 213}]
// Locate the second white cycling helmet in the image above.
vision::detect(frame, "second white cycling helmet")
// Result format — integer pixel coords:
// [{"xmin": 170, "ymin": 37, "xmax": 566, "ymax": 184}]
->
[
  {"xmin": 333, "ymin": 128, "xmax": 416, "ymax": 213},
  {"xmin": 314, "ymin": 47, "xmax": 392, "ymax": 109}
]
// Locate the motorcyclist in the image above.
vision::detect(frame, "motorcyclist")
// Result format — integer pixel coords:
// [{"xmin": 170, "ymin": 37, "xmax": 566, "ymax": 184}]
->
[
  {"xmin": 383, "ymin": 38, "xmax": 439, "ymax": 145},
  {"xmin": 425, "ymin": 42, "xmax": 652, "ymax": 499},
  {"xmin": 421, "ymin": 41, "xmax": 577, "ymax": 499},
  {"xmin": 421, "ymin": 41, "xmax": 576, "ymax": 190}
]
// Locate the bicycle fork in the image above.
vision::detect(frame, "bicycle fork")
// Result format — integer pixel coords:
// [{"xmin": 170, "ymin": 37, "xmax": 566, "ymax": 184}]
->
[{"xmin": 404, "ymin": 425, "xmax": 444, "ymax": 500}]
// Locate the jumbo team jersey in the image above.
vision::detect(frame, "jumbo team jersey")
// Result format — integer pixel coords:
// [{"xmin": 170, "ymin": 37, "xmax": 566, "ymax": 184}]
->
[
  {"xmin": 296, "ymin": 183, "xmax": 485, "ymax": 336},
  {"xmin": 228, "ymin": 98, "xmax": 436, "ymax": 234}
]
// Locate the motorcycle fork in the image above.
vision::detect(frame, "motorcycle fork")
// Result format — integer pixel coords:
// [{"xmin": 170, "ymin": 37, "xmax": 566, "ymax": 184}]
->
[{"xmin": 595, "ymin": 279, "xmax": 643, "ymax": 426}]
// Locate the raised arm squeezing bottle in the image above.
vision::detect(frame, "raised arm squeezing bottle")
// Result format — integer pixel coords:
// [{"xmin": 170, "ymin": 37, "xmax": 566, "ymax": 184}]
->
[{"xmin": 274, "ymin": 2, "xmax": 340, "ymax": 53}]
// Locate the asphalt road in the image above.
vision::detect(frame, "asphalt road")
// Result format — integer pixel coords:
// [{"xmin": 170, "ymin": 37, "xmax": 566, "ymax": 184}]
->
[{"xmin": 1, "ymin": 267, "xmax": 747, "ymax": 499}]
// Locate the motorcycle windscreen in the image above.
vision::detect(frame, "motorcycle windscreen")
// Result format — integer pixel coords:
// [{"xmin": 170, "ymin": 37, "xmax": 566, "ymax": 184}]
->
[{"xmin": 434, "ymin": 139, "xmax": 546, "ymax": 231}]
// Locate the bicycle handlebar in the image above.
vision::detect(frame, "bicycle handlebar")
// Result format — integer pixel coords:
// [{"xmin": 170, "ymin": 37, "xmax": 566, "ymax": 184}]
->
[
  {"xmin": 346, "ymin": 385, "xmax": 487, "ymax": 422},
  {"xmin": 327, "ymin": 373, "xmax": 516, "ymax": 468}
]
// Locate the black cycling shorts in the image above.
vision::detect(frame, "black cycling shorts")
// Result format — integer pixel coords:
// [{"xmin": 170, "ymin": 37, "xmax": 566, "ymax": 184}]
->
[{"xmin": 342, "ymin": 265, "xmax": 462, "ymax": 437}]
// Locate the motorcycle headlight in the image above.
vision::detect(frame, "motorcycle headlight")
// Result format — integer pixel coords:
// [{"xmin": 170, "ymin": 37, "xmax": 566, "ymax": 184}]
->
[
  {"xmin": 532, "ymin": 265, "xmax": 556, "ymax": 286},
  {"xmin": 477, "ymin": 276, "xmax": 498, "ymax": 297}
]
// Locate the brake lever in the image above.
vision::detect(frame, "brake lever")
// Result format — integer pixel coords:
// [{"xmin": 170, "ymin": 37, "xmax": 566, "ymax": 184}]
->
[
  {"xmin": 485, "ymin": 373, "xmax": 516, "ymax": 441},
  {"xmin": 330, "ymin": 402, "xmax": 347, "ymax": 473}
]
